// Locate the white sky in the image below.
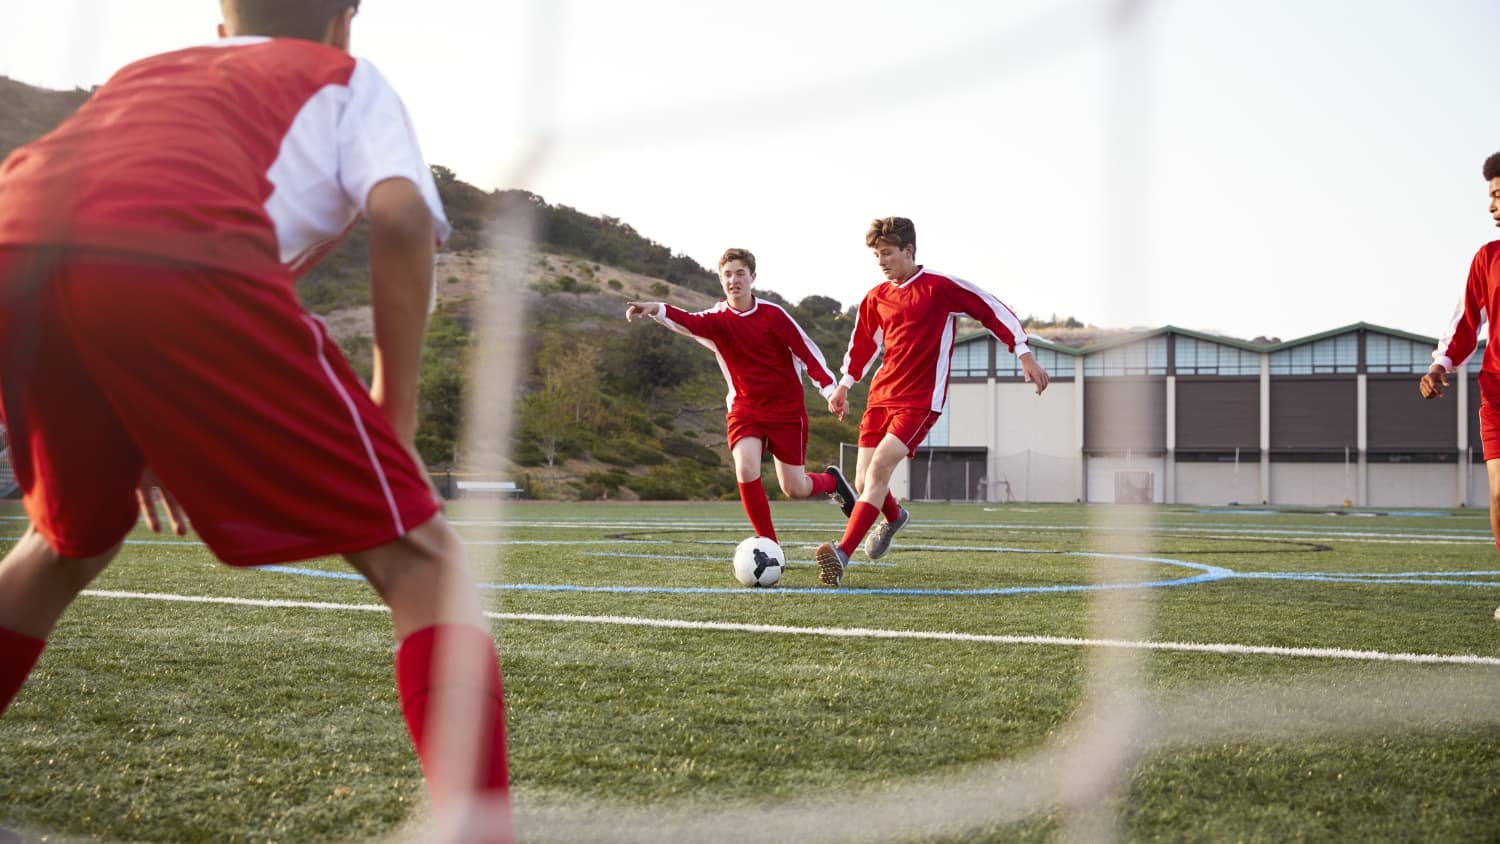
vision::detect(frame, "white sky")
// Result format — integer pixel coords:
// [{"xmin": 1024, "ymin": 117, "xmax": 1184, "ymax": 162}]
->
[{"xmin": 2, "ymin": 0, "xmax": 1497, "ymax": 342}]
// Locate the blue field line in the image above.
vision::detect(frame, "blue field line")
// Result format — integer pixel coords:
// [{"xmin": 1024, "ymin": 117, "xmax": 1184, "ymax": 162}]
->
[{"xmin": 259, "ymin": 555, "xmax": 1236, "ymax": 597}]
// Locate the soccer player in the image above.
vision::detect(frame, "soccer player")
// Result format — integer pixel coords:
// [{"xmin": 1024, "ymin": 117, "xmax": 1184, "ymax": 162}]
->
[
  {"xmin": 817, "ymin": 217, "xmax": 1049, "ymax": 587},
  {"xmin": 0, "ymin": 2, "xmax": 510, "ymax": 840},
  {"xmin": 1421, "ymin": 151, "xmax": 1500, "ymax": 553},
  {"xmin": 625, "ymin": 248, "xmax": 857, "ymax": 544}
]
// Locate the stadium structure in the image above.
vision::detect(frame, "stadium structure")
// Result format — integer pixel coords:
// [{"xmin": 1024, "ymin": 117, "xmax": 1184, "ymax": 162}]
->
[{"xmin": 904, "ymin": 322, "xmax": 1487, "ymax": 508}]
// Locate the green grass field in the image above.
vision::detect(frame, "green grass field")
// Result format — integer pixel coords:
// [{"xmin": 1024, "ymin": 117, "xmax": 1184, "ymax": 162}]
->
[{"xmin": 2, "ymin": 499, "xmax": 1498, "ymax": 842}]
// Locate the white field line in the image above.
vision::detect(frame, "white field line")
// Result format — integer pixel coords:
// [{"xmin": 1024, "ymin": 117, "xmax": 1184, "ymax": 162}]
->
[{"xmin": 78, "ymin": 589, "xmax": 1500, "ymax": 667}]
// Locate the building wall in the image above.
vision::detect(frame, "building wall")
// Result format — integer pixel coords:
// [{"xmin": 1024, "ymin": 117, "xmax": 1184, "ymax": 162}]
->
[
  {"xmin": 1269, "ymin": 463, "xmax": 1359, "ymax": 507},
  {"xmin": 1467, "ymin": 461, "xmax": 1486, "ymax": 509},
  {"xmin": 1366, "ymin": 464, "xmax": 1462, "ymax": 508},
  {"xmin": 1174, "ymin": 461, "xmax": 1262, "ymax": 506}
]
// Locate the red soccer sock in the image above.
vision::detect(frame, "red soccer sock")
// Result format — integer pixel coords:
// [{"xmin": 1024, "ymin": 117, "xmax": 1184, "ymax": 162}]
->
[
  {"xmin": 838, "ymin": 501, "xmax": 881, "ymax": 556},
  {"xmin": 806, "ymin": 471, "xmax": 837, "ymax": 497},
  {"xmin": 0, "ymin": 626, "xmax": 46, "ymax": 718},
  {"xmin": 395, "ymin": 624, "xmax": 511, "ymax": 835},
  {"xmin": 881, "ymin": 492, "xmax": 903, "ymax": 523},
  {"xmin": 738, "ymin": 479, "xmax": 777, "ymax": 542}
]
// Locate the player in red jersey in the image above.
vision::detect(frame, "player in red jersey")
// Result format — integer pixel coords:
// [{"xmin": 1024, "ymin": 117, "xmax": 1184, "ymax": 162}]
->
[
  {"xmin": 1421, "ymin": 151, "xmax": 1500, "ymax": 557},
  {"xmin": 626, "ymin": 248, "xmax": 857, "ymax": 545},
  {"xmin": 816, "ymin": 217, "xmax": 1049, "ymax": 586},
  {"xmin": 0, "ymin": 2, "xmax": 511, "ymax": 839}
]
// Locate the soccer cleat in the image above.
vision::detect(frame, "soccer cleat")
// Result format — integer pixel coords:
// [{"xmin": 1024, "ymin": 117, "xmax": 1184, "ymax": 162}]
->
[
  {"xmin": 826, "ymin": 465, "xmax": 856, "ymax": 517},
  {"xmin": 814, "ymin": 541, "xmax": 850, "ymax": 587},
  {"xmin": 863, "ymin": 506, "xmax": 910, "ymax": 560}
]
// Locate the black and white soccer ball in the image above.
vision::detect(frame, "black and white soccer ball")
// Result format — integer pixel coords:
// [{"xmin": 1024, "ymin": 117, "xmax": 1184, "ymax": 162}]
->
[{"xmin": 732, "ymin": 536, "xmax": 784, "ymax": 588}]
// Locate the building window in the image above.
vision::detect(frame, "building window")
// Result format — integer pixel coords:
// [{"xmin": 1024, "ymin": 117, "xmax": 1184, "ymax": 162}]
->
[
  {"xmin": 1174, "ymin": 336, "xmax": 1262, "ymax": 376},
  {"xmin": 1366, "ymin": 333, "xmax": 1434, "ymax": 374},
  {"xmin": 920, "ymin": 412, "xmax": 950, "ymax": 447},
  {"xmin": 950, "ymin": 338, "xmax": 990, "ymax": 377},
  {"xmin": 997, "ymin": 346, "xmax": 1076, "ymax": 378},
  {"xmin": 1083, "ymin": 335, "xmax": 1167, "ymax": 376},
  {"xmin": 1269, "ymin": 333, "xmax": 1358, "ymax": 374}
]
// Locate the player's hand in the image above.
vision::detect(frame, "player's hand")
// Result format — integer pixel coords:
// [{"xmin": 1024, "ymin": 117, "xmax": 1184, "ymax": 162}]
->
[
  {"xmin": 828, "ymin": 386, "xmax": 849, "ymax": 421},
  {"xmin": 625, "ymin": 301, "xmax": 659, "ymax": 322},
  {"xmin": 1021, "ymin": 353, "xmax": 1050, "ymax": 396},
  {"xmin": 136, "ymin": 467, "xmax": 188, "ymax": 536},
  {"xmin": 1419, "ymin": 364, "xmax": 1449, "ymax": 399}
]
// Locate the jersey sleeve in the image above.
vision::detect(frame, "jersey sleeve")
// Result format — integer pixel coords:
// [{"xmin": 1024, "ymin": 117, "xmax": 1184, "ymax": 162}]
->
[
  {"xmin": 338, "ymin": 58, "xmax": 452, "ymax": 246},
  {"xmin": 941, "ymin": 275, "xmax": 1031, "ymax": 358},
  {"xmin": 651, "ymin": 303, "xmax": 719, "ymax": 343},
  {"xmin": 1432, "ymin": 246, "xmax": 1491, "ymax": 371},
  {"xmin": 840, "ymin": 293, "xmax": 884, "ymax": 388},
  {"xmin": 771, "ymin": 307, "xmax": 837, "ymax": 398}
]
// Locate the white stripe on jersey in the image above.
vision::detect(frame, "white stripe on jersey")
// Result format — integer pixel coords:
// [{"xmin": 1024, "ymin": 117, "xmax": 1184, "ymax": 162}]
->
[
  {"xmin": 932, "ymin": 314, "xmax": 960, "ymax": 412},
  {"xmin": 943, "ymin": 271, "xmax": 1031, "ymax": 358},
  {"xmin": 1432, "ymin": 300, "xmax": 1485, "ymax": 371},
  {"xmin": 265, "ymin": 58, "xmax": 450, "ymax": 270},
  {"xmin": 761, "ymin": 301, "xmax": 836, "ymax": 396},
  {"xmin": 301, "ymin": 315, "xmax": 405, "ymax": 536}
]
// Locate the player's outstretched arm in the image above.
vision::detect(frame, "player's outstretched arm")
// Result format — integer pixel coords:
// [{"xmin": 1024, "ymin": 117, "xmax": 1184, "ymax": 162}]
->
[
  {"xmin": 1419, "ymin": 363, "xmax": 1450, "ymax": 399},
  {"xmin": 367, "ymin": 177, "xmax": 437, "ymax": 449},
  {"xmin": 625, "ymin": 301, "xmax": 662, "ymax": 322}
]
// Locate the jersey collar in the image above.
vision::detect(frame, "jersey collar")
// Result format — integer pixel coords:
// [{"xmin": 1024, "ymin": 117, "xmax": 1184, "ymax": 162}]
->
[{"xmin": 889, "ymin": 266, "xmax": 927, "ymax": 288}]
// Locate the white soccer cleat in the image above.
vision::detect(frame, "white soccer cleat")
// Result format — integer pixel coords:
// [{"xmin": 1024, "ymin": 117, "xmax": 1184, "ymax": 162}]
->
[{"xmin": 863, "ymin": 506, "xmax": 910, "ymax": 560}]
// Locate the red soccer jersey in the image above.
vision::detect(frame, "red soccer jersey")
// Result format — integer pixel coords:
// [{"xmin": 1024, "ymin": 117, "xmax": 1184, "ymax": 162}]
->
[
  {"xmin": 652, "ymin": 298, "xmax": 836, "ymax": 419},
  {"xmin": 1433, "ymin": 240, "xmax": 1500, "ymax": 374},
  {"xmin": 0, "ymin": 36, "xmax": 450, "ymax": 280},
  {"xmin": 841, "ymin": 267, "xmax": 1030, "ymax": 411}
]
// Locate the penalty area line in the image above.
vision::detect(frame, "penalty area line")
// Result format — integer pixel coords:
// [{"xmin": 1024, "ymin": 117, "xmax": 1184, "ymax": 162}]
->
[{"xmin": 76, "ymin": 589, "xmax": 1500, "ymax": 667}]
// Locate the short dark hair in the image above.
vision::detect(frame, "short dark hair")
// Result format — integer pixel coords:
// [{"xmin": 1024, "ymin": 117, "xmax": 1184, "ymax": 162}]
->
[
  {"xmin": 866, "ymin": 217, "xmax": 916, "ymax": 254},
  {"xmin": 221, "ymin": 0, "xmax": 360, "ymax": 42},
  {"xmin": 719, "ymin": 248, "xmax": 755, "ymax": 275},
  {"xmin": 1484, "ymin": 152, "xmax": 1500, "ymax": 182}
]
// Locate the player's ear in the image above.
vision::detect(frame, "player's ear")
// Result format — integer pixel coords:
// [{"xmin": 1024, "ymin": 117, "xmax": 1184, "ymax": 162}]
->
[
  {"xmin": 217, "ymin": 22, "xmax": 229, "ymax": 38},
  {"xmin": 324, "ymin": 7, "xmax": 355, "ymax": 50}
]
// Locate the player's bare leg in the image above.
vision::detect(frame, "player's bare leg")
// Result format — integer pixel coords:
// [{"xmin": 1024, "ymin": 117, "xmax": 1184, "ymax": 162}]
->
[
  {"xmin": 1485, "ymin": 458, "xmax": 1500, "ymax": 554},
  {"xmin": 345, "ymin": 515, "xmax": 512, "ymax": 844},
  {"xmin": 0, "ymin": 528, "xmax": 120, "ymax": 715},
  {"xmin": 861, "ymin": 435, "xmax": 913, "ymax": 560},
  {"xmin": 0, "ymin": 527, "xmax": 119, "ymax": 639},
  {"xmin": 856, "ymin": 435, "xmax": 911, "ymax": 514}
]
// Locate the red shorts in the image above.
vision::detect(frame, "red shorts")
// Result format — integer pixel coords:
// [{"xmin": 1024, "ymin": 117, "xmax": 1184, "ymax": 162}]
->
[
  {"xmin": 859, "ymin": 405, "xmax": 941, "ymax": 459},
  {"xmin": 726, "ymin": 409, "xmax": 808, "ymax": 466},
  {"xmin": 0, "ymin": 248, "xmax": 439, "ymax": 564},
  {"xmin": 1480, "ymin": 370, "xmax": 1500, "ymax": 461}
]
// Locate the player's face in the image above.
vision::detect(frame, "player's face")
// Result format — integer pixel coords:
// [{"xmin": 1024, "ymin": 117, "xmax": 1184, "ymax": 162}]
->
[
  {"xmin": 873, "ymin": 242, "xmax": 917, "ymax": 282},
  {"xmin": 720, "ymin": 260, "xmax": 754, "ymax": 299},
  {"xmin": 1490, "ymin": 177, "xmax": 1500, "ymax": 227}
]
